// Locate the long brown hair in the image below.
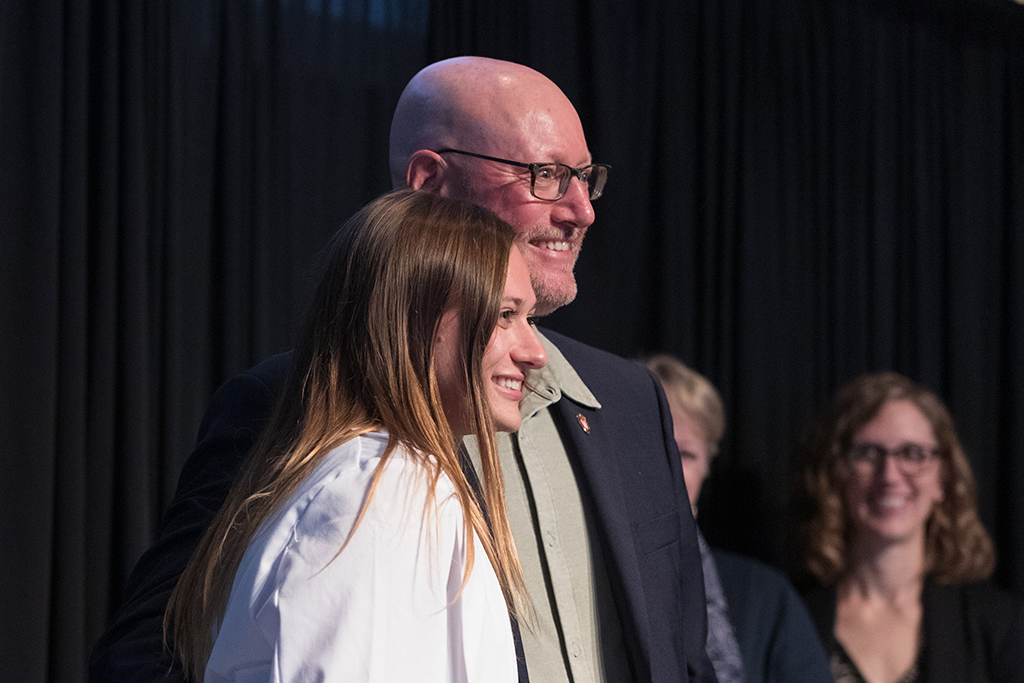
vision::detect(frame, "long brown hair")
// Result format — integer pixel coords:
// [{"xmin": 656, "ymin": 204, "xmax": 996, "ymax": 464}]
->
[
  {"xmin": 794, "ymin": 371, "xmax": 995, "ymax": 585},
  {"xmin": 165, "ymin": 190, "xmax": 528, "ymax": 679}
]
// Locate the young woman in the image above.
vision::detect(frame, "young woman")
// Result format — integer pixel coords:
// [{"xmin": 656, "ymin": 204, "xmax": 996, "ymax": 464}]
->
[
  {"xmin": 164, "ymin": 190, "xmax": 546, "ymax": 682},
  {"xmin": 794, "ymin": 372, "xmax": 1023, "ymax": 683}
]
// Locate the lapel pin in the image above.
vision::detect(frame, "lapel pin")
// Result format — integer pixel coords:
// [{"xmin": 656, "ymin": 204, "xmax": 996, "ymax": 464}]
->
[{"xmin": 576, "ymin": 414, "xmax": 590, "ymax": 434}]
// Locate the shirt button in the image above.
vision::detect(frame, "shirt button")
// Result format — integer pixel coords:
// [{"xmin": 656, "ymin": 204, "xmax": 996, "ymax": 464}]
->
[
  {"xmin": 571, "ymin": 640, "xmax": 582, "ymax": 658},
  {"xmin": 546, "ymin": 531, "xmax": 556, "ymax": 547}
]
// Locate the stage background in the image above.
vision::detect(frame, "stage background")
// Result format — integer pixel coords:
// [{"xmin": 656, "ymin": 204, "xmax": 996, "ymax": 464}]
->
[{"xmin": 2, "ymin": 0, "xmax": 1023, "ymax": 680}]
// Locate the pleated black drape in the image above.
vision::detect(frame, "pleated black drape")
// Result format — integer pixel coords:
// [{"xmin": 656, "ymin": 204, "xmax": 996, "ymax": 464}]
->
[
  {"xmin": 597, "ymin": 0, "xmax": 1024, "ymax": 577},
  {"xmin": 2, "ymin": 0, "xmax": 1022, "ymax": 681},
  {"xmin": 621, "ymin": 0, "xmax": 1024, "ymax": 583},
  {"xmin": 1, "ymin": 1, "xmax": 427, "ymax": 680}
]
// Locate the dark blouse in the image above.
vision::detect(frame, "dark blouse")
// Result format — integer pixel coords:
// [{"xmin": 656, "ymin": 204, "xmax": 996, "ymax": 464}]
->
[{"xmin": 801, "ymin": 580, "xmax": 1024, "ymax": 683}]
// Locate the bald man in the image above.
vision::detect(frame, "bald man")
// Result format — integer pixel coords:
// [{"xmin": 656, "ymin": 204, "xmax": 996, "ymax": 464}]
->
[
  {"xmin": 90, "ymin": 58, "xmax": 713, "ymax": 683},
  {"xmin": 390, "ymin": 58, "xmax": 594, "ymax": 317}
]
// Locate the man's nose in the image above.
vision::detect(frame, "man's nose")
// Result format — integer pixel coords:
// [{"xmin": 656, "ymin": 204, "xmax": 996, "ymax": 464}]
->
[{"xmin": 551, "ymin": 176, "xmax": 595, "ymax": 228}]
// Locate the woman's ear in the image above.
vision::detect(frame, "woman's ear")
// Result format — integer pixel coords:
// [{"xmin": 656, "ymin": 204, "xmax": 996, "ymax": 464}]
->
[{"xmin": 406, "ymin": 150, "xmax": 447, "ymax": 193}]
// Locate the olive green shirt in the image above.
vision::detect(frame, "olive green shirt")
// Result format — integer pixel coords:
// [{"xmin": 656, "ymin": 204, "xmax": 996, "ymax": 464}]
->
[{"xmin": 466, "ymin": 332, "xmax": 632, "ymax": 683}]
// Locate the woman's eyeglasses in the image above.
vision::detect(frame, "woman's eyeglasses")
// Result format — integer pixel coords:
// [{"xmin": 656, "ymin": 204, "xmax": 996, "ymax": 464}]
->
[{"xmin": 846, "ymin": 442, "xmax": 940, "ymax": 476}]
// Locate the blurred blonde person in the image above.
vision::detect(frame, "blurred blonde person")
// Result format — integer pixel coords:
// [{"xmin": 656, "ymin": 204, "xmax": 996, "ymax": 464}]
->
[{"xmin": 648, "ymin": 354, "xmax": 832, "ymax": 683}]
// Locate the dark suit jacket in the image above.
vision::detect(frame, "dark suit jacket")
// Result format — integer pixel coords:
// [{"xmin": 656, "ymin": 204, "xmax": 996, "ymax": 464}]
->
[
  {"xmin": 89, "ymin": 328, "xmax": 715, "ymax": 683},
  {"xmin": 801, "ymin": 580, "xmax": 1024, "ymax": 683}
]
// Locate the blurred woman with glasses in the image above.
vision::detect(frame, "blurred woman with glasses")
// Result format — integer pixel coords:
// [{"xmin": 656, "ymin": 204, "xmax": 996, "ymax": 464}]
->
[{"xmin": 794, "ymin": 372, "xmax": 1023, "ymax": 683}]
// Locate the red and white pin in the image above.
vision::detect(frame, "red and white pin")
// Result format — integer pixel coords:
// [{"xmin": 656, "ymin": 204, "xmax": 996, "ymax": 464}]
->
[{"xmin": 576, "ymin": 414, "xmax": 590, "ymax": 434}]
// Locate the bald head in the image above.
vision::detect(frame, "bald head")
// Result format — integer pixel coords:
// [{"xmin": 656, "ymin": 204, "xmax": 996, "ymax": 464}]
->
[
  {"xmin": 389, "ymin": 57, "xmax": 587, "ymax": 187},
  {"xmin": 389, "ymin": 57, "xmax": 597, "ymax": 316}
]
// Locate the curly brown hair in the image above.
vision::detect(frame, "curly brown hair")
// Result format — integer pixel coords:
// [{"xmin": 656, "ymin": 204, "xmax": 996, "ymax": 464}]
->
[{"xmin": 793, "ymin": 372, "xmax": 995, "ymax": 586}]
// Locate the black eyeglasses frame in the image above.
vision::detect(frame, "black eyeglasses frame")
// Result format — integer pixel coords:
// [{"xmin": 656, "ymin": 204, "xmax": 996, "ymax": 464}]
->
[
  {"xmin": 436, "ymin": 148, "xmax": 610, "ymax": 201},
  {"xmin": 846, "ymin": 442, "xmax": 941, "ymax": 476}
]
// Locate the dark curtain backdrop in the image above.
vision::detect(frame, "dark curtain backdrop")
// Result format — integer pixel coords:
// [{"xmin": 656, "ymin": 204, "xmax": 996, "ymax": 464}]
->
[{"xmin": 2, "ymin": 0, "xmax": 1022, "ymax": 680}]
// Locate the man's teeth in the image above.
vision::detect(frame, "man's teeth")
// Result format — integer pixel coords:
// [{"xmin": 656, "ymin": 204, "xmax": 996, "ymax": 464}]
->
[
  {"xmin": 537, "ymin": 240, "xmax": 569, "ymax": 251},
  {"xmin": 497, "ymin": 377, "xmax": 522, "ymax": 390}
]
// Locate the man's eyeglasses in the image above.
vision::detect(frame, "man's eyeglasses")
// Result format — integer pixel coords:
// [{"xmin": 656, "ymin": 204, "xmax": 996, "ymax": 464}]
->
[
  {"xmin": 436, "ymin": 149, "xmax": 610, "ymax": 201},
  {"xmin": 846, "ymin": 442, "xmax": 940, "ymax": 476}
]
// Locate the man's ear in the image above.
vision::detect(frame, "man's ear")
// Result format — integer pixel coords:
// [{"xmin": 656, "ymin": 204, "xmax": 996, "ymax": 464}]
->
[{"xmin": 406, "ymin": 150, "xmax": 447, "ymax": 192}]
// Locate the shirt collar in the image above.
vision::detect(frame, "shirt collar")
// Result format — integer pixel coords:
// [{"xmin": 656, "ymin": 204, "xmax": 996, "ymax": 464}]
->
[{"xmin": 520, "ymin": 330, "xmax": 601, "ymax": 418}]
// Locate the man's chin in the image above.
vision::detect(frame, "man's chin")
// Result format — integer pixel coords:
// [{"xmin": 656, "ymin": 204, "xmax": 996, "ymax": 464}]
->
[{"xmin": 532, "ymin": 281, "xmax": 577, "ymax": 317}]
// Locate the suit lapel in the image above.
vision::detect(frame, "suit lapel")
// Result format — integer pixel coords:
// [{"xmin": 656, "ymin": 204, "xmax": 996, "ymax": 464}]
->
[{"xmin": 549, "ymin": 396, "xmax": 653, "ymax": 682}]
